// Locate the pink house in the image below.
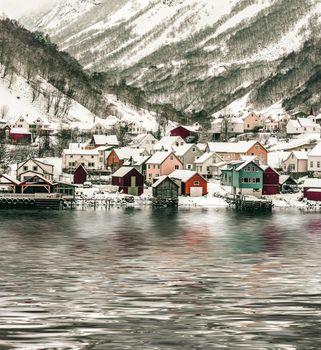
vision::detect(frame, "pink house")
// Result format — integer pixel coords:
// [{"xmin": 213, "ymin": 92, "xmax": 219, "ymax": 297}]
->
[{"xmin": 146, "ymin": 151, "xmax": 183, "ymax": 183}]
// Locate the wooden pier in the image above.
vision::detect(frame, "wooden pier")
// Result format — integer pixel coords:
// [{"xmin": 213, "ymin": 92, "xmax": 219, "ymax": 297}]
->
[
  {"xmin": 0, "ymin": 193, "xmax": 75, "ymax": 210},
  {"xmin": 227, "ymin": 195, "xmax": 273, "ymax": 212}
]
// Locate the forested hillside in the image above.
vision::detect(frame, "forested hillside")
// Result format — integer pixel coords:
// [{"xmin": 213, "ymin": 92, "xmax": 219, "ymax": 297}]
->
[{"xmin": 23, "ymin": 0, "xmax": 321, "ymax": 121}]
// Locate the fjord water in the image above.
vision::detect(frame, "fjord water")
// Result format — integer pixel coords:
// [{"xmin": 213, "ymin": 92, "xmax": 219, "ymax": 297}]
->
[{"xmin": 1, "ymin": 208, "xmax": 321, "ymax": 349}]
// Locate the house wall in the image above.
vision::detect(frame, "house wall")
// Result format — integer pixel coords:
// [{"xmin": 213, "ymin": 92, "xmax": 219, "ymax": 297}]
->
[
  {"xmin": 10, "ymin": 133, "xmax": 31, "ymax": 143},
  {"xmin": 153, "ymin": 179, "xmax": 179, "ymax": 199},
  {"xmin": 112, "ymin": 169, "xmax": 144, "ymax": 196},
  {"xmin": 74, "ymin": 167, "xmax": 87, "ymax": 184},
  {"xmin": 106, "ymin": 150, "xmax": 123, "ymax": 171},
  {"xmin": 17, "ymin": 160, "xmax": 53, "ymax": 180},
  {"xmin": 306, "ymin": 190, "xmax": 321, "ymax": 201},
  {"xmin": 246, "ymin": 142, "xmax": 268, "ymax": 164},
  {"xmin": 146, "ymin": 155, "xmax": 183, "ymax": 182},
  {"xmin": 308, "ymin": 156, "xmax": 321, "ymax": 172},
  {"xmin": 263, "ymin": 168, "xmax": 279, "ymax": 195},
  {"xmin": 185, "ymin": 174, "xmax": 207, "ymax": 196},
  {"xmin": 243, "ymin": 113, "xmax": 261, "ymax": 131},
  {"xmin": 170, "ymin": 126, "xmax": 191, "ymax": 140},
  {"xmin": 179, "ymin": 147, "xmax": 203, "ymax": 170},
  {"xmin": 283, "ymin": 155, "xmax": 308, "ymax": 173},
  {"xmin": 63, "ymin": 153, "xmax": 101, "ymax": 170}
]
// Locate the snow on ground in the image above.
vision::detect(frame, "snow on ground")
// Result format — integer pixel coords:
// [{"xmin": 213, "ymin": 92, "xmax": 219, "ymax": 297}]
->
[{"xmin": 105, "ymin": 94, "xmax": 158, "ymax": 131}]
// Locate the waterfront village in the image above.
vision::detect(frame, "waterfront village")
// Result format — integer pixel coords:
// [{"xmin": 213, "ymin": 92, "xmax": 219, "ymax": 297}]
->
[{"xmin": 1, "ymin": 109, "xmax": 321, "ymax": 210}]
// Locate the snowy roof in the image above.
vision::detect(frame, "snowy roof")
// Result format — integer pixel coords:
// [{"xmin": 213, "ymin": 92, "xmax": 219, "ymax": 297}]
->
[
  {"xmin": 298, "ymin": 118, "xmax": 317, "ymax": 127},
  {"xmin": 10, "ymin": 128, "xmax": 31, "ymax": 135},
  {"xmin": 154, "ymin": 136, "xmax": 184, "ymax": 151},
  {"xmin": 307, "ymin": 189, "xmax": 321, "ymax": 193},
  {"xmin": 172, "ymin": 143, "xmax": 198, "ymax": 156},
  {"xmin": 268, "ymin": 151, "xmax": 290, "ymax": 168},
  {"xmin": 235, "ymin": 158, "xmax": 262, "ymax": 172},
  {"xmin": 303, "ymin": 178, "xmax": 321, "ymax": 188},
  {"xmin": 308, "ymin": 142, "xmax": 321, "ymax": 157},
  {"xmin": 291, "ymin": 151, "xmax": 308, "ymax": 160},
  {"xmin": 146, "ymin": 151, "xmax": 172, "ymax": 164},
  {"xmin": 63, "ymin": 149, "xmax": 99, "ymax": 155},
  {"xmin": 207, "ymin": 140, "xmax": 258, "ymax": 153},
  {"xmin": 112, "ymin": 167, "xmax": 136, "ymax": 177},
  {"xmin": 169, "ymin": 170, "xmax": 197, "ymax": 182},
  {"xmin": 0, "ymin": 174, "xmax": 21, "ymax": 185},
  {"xmin": 197, "ymin": 143, "xmax": 207, "ymax": 151},
  {"xmin": 123, "ymin": 155, "xmax": 150, "ymax": 166},
  {"xmin": 152, "ymin": 176, "xmax": 178, "ymax": 188},
  {"xmin": 194, "ymin": 152, "xmax": 216, "ymax": 164},
  {"xmin": 92, "ymin": 134, "xmax": 119, "ymax": 146},
  {"xmin": 68, "ymin": 143, "xmax": 87, "ymax": 151},
  {"xmin": 114, "ymin": 148, "xmax": 146, "ymax": 160}
]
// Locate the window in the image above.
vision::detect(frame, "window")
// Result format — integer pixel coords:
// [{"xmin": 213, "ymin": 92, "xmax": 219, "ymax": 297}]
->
[
  {"xmin": 23, "ymin": 166, "xmax": 28, "ymax": 171},
  {"xmin": 256, "ymin": 178, "xmax": 260, "ymax": 183},
  {"xmin": 187, "ymin": 164, "xmax": 192, "ymax": 169},
  {"xmin": 174, "ymin": 165, "xmax": 179, "ymax": 169},
  {"xmin": 318, "ymin": 162, "xmax": 321, "ymax": 168},
  {"xmin": 192, "ymin": 148, "xmax": 196, "ymax": 152},
  {"xmin": 88, "ymin": 162, "xmax": 95, "ymax": 167},
  {"xmin": 70, "ymin": 155, "xmax": 73, "ymax": 158},
  {"xmin": 33, "ymin": 166, "xmax": 38, "ymax": 171},
  {"xmin": 170, "ymin": 156, "xmax": 173, "ymax": 160},
  {"xmin": 91, "ymin": 156, "xmax": 94, "ymax": 159},
  {"xmin": 310, "ymin": 161, "xmax": 313, "ymax": 168},
  {"xmin": 194, "ymin": 181, "xmax": 200, "ymax": 185},
  {"xmin": 81, "ymin": 155, "xmax": 84, "ymax": 159},
  {"xmin": 99, "ymin": 158, "xmax": 103, "ymax": 162},
  {"xmin": 255, "ymin": 145, "xmax": 259, "ymax": 150}
]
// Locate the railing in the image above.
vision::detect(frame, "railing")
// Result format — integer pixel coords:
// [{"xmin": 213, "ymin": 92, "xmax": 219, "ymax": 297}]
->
[{"xmin": 0, "ymin": 193, "xmax": 63, "ymax": 199}]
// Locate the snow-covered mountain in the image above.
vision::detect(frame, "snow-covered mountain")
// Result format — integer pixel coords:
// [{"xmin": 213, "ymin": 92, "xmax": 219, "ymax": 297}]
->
[{"xmin": 23, "ymin": 0, "xmax": 321, "ymax": 118}]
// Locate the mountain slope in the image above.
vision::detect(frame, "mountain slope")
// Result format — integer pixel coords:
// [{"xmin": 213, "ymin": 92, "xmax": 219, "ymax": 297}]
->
[
  {"xmin": 23, "ymin": 0, "xmax": 321, "ymax": 119},
  {"xmin": 0, "ymin": 17, "xmax": 157, "ymax": 131}
]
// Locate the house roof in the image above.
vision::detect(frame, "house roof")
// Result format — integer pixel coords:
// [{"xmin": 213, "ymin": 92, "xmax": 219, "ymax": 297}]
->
[
  {"xmin": 154, "ymin": 136, "xmax": 184, "ymax": 151},
  {"xmin": 20, "ymin": 174, "xmax": 53, "ymax": 185},
  {"xmin": 146, "ymin": 151, "xmax": 173, "ymax": 164},
  {"xmin": 0, "ymin": 174, "xmax": 21, "ymax": 185},
  {"xmin": 169, "ymin": 169, "xmax": 202, "ymax": 182},
  {"xmin": 234, "ymin": 158, "xmax": 263, "ymax": 172},
  {"xmin": 92, "ymin": 134, "xmax": 119, "ymax": 146},
  {"xmin": 303, "ymin": 178, "xmax": 321, "ymax": 188},
  {"xmin": 112, "ymin": 167, "xmax": 139, "ymax": 177},
  {"xmin": 114, "ymin": 148, "xmax": 146, "ymax": 160},
  {"xmin": 64, "ymin": 149, "xmax": 99, "ymax": 156},
  {"xmin": 172, "ymin": 143, "xmax": 199, "ymax": 157},
  {"xmin": 17, "ymin": 158, "xmax": 54, "ymax": 173},
  {"xmin": 207, "ymin": 140, "xmax": 258, "ymax": 153},
  {"xmin": 308, "ymin": 142, "xmax": 321, "ymax": 157},
  {"xmin": 10, "ymin": 128, "xmax": 31, "ymax": 135},
  {"xmin": 152, "ymin": 176, "xmax": 179, "ymax": 188},
  {"xmin": 123, "ymin": 155, "xmax": 150, "ymax": 166}
]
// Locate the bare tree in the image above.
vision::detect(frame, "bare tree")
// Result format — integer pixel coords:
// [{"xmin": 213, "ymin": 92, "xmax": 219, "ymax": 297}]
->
[{"xmin": 0, "ymin": 105, "xmax": 9, "ymax": 118}]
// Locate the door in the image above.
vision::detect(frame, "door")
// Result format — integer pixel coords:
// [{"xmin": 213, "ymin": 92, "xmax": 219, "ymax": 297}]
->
[
  {"xmin": 190, "ymin": 187, "xmax": 203, "ymax": 197},
  {"xmin": 129, "ymin": 176, "xmax": 138, "ymax": 196}
]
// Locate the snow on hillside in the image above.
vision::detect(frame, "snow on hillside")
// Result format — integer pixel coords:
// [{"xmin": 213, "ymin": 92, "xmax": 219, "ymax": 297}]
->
[
  {"xmin": 0, "ymin": 73, "xmax": 97, "ymax": 126},
  {"xmin": 0, "ymin": 73, "xmax": 158, "ymax": 131}
]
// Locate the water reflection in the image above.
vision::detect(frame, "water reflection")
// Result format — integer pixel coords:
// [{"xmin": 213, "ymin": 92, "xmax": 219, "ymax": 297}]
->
[{"xmin": 0, "ymin": 208, "xmax": 321, "ymax": 349}]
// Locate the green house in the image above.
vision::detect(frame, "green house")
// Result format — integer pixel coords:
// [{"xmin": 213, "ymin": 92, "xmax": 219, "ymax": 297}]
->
[{"xmin": 221, "ymin": 159, "xmax": 264, "ymax": 196}]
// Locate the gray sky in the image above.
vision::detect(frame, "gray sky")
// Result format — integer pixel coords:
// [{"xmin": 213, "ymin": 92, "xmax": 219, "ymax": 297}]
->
[{"xmin": 0, "ymin": 0, "xmax": 58, "ymax": 18}]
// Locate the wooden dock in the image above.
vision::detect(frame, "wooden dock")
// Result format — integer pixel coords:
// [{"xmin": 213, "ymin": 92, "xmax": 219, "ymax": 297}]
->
[
  {"xmin": 0, "ymin": 193, "xmax": 74, "ymax": 210},
  {"xmin": 227, "ymin": 195, "xmax": 273, "ymax": 211}
]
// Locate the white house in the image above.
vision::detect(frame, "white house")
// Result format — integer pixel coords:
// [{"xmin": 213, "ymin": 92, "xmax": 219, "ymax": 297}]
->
[
  {"xmin": 153, "ymin": 136, "xmax": 185, "ymax": 153},
  {"xmin": 194, "ymin": 152, "xmax": 226, "ymax": 178},
  {"xmin": 211, "ymin": 117, "xmax": 244, "ymax": 137},
  {"xmin": 129, "ymin": 133, "xmax": 157, "ymax": 154},
  {"xmin": 17, "ymin": 158, "xmax": 54, "ymax": 182},
  {"xmin": 286, "ymin": 118, "xmax": 320, "ymax": 135},
  {"xmin": 128, "ymin": 121, "xmax": 147, "ymax": 136},
  {"xmin": 308, "ymin": 142, "xmax": 321, "ymax": 175},
  {"xmin": 62, "ymin": 149, "xmax": 103, "ymax": 171}
]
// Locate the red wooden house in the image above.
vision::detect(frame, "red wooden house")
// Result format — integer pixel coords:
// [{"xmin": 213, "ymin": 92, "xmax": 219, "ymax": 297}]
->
[
  {"xmin": 303, "ymin": 178, "xmax": 321, "ymax": 199},
  {"xmin": 262, "ymin": 165, "xmax": 280, "ymax": 195},
  {"xmin": 169, "ymin": 170, "xmax": 207, "ymax": 197},
  {"xmin": 9, "ymin": 128, "xmax": 31, "ymax": 143},
  {"xmin": 112, "ymin": 167, "xmax": 144, "ymax": 196},
  {"xmin": 170, "ymin": 124, "xmax": 201, "ymax": 141},
  {"xmin": 73, "ymin": 165, "xmax": 88, "ymax": 185}
]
